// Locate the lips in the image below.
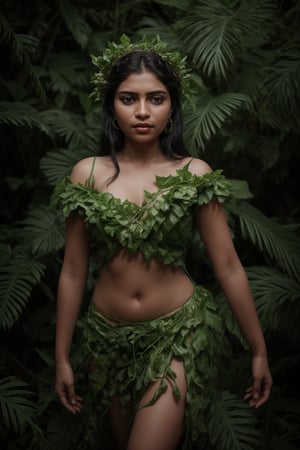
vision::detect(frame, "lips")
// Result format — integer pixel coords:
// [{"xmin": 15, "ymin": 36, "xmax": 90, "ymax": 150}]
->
[
  {"xmin": 133, "ymin": 123, "xmax": 153, "ymax": 128},
  {"xmin": 132, "ymin": 123, "xmax": 154, "ymax": 134}
]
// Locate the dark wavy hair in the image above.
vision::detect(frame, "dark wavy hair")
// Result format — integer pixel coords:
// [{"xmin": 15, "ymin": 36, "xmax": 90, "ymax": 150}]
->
[{"xmin": 99, "ymin": 50, "xmax": 188, "ymax": 182}]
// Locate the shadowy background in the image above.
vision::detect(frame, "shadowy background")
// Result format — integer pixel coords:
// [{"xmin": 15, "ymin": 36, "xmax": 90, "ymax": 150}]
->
[{"xmin": 0, "ymin": 1, "xmax": 299, "ymax": 449}]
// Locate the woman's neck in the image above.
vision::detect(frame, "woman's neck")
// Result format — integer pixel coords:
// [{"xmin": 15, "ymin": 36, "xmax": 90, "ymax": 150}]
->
[{"xmin": 118, "ymin": 140, "xmax": 167, "ymax": 164}]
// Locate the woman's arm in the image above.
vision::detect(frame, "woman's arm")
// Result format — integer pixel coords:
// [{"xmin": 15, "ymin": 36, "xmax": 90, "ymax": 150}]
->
[
  {"xmin": 55, "ymin": 160, "xmax": 93, "ymax": 413},
  {"xmin": 195, "ymin": 199, "xmax": 272, "ymax": 407},
  {"xmin": 56, "ymin": 213, "xmax": 90, "ymax": 363},
  {"xmin": 55, "ymin": 212, "xmax": 90, "ymax": 413}
]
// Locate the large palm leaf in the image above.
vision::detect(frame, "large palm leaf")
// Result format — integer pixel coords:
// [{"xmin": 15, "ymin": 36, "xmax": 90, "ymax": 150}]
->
[
  {"xmin": 59, "ymin": 0, "xmax": 91, "ymax": 49},
  {"xmin": 0, "ymin": 376, "xmax": 38, "ymax": 433},
  {"xmin": 152, "ymin": 0, "xmax": 190, "ymax": 9},
  {"xmin": 0, "ymin": 376, "xmax": 51, "ymax": 449},
  {"xmin": 39, "ymin": 109, "xmax": 99, "ymax": 151},
  {"xmin": 217, "ymin": 265, "xmax": 300, "ymax": 345},
  {"xmin": 263, "ymin": 45, "xmax": 300, "ymax": 128},
  {"xmin": 0, "ymin": 251, "xmax": 45, "ymax": 330},
  {"xmin": 175, "ymin": 0, "xmax": 275, "ymax": 78},
  {"xmin": 40, "ymin": 147, "xmax": 90, "ymax": 185},
  {"xmin": 184, "ymin": 93, "xmax": 249, "ymax": 151},
  {"xmin": 41, "ymin": 52, "xmax": 90, "ymax": 94},
  {"xmin": 0, "ymin": 13, "xmax": 46, "ymax": 103},
  {"xmin": 208, "ymin": 390, "xmax": 260, "ymax": 450},
  {"xmin": 138, "ymin": 16, "xmax": 183, "ymax": 52},
  {"xmin": 230, "ymin": 201, "xmax": 300, "ymax": 279},
  {"xmin": 17, "ymin": 205, "xmax": 65, "ymax": 255},
  {"xmin": 247, "ymin": 266, "xmax": 300, "ymax": 342},
  {"xmin": 0, "ymin": 101, "xmax": 48, "ymax": 132}
]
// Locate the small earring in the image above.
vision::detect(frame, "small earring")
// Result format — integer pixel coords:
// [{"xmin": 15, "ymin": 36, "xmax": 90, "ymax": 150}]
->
[
  {"xmin": 165, "ymin": 117, "xmax": 173, "ymax": 133},
  {"xmin": 112, "ymin": 118, "xmax": 120, "ymax": 130}
]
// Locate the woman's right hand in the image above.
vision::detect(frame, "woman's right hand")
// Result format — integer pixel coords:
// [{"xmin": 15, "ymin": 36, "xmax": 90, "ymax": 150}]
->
[{"xmin": 55, "ymin": 361, "xmax": 82, "ymax": 414}]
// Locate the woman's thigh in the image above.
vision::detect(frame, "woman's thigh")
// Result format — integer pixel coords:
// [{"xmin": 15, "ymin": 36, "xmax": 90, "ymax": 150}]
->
[{"xmin": 127, "ymin": 358, "xmax": 187, "ymax": 450}]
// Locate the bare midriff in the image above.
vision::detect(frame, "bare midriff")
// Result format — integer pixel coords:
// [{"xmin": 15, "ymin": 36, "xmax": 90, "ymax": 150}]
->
[{"xmin": 91, "ymin": 249, "xmax": 195, "ymax": 322}]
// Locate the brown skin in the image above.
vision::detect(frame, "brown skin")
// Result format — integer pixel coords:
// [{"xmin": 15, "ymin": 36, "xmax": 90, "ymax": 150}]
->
[{"xmin": 55, "ymin": 71, "xmax": 272, "ymax": 447}]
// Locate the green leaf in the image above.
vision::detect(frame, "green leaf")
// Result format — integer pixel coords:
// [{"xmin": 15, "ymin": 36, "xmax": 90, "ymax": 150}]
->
[
  {"xmin": 39, "ymin": 108, "xmax": 99, "ymax": 150},
  {"xmin": 0, "ymin": 101, "xmax": 48, "ymax": 131},
  {"xmin": 230, "ymin": 201, "xmax": 300, "ymax": 279},
  {"xmin": 0, "ymin": 14, "xmax": 46, "ymax": 103},
  {"xmin": 40, "ymin": 148, "xmax": 91, "ymax": 185},
  {"xmin": 246, "ymin": 266, "xmax": 300, "ymax": 341},
  {"xmin": 0, "ymin": 251, "xmax": 45, "ymax": 330},
  {"xmin": 17, "ymin": 205, "xmax": 65, "ymax": 255},
  {"xmin": 228, "ymin": 179, "xmax": 253, "ymax": 200},
  {"xmin": 176, "ymin": 0, "xmax": 275, "ymax": 78},
  {"xmin": 254, "ymin": 135, "xmax": 281, "ymax": 169},
  {"xmin": 0, "ymin": 376, "xmax": 38, "ymax": 433},
  {"xmin": 263, "ymin": 45, "xmax": 300, "ymax": 127},
  {"xmin": 44, "ymin": 52, "xmax": 90, "ymax": 94},
  {"xmin": 59, "ymin": 0, "xmax": 91, "ymax": 49},
  {"xmin": 152, "ymin": 0, "xmax": 190, "ymax": 9},
  {"xmin": 184, "ymin": 93, "xmax": 249, "ymax": 151},
  {"xmin": 209, "ymin": 390, "xmax": 260, "ymax": 450}
]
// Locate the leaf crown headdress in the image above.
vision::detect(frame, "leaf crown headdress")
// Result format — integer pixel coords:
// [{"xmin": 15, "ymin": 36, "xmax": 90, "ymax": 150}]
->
[{"xmin": 90, "ymin": 34, "xmax": 190, "ymax": 101}]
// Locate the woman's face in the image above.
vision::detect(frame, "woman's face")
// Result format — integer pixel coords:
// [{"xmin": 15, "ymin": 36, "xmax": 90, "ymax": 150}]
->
[{"xmin": 113, "ymin": 70, "xmax": 172, "ymax": 144}]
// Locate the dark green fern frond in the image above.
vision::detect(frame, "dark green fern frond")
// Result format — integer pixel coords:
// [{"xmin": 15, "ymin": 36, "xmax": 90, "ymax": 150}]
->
[
  {"xmin": 0, "ymin": 376, "xmax": 38, "ymax": 434},
  {"xmin": 17, "ymin": 33, "xmax": 39, "ymax": 54},
  {"xmin": 59, "ymin": 0, "xmax": 91, "ymax": 49},
  {"xmin": 39, "ymin": 109, "xmax": 82, "ymax": 146},
  {"xmin": 249, "ymin": 100, "xmax": 284, "ymax": 131},
  {"xmin": 230, "ymin": 48, "xmax": 270, "ymax": 99},
  {"xmin": 0, "ymin": 376, "xmax": 50, "ymax": 448},
  {"xmin": 250, "ymin": 134, "xmax": 281, "ymax": 170},
  {"xmin": 218, "ymin": 265, "xmax": 300, "ymax": 344},
  {"xmin": 228, "ymin": 179, "xmax": 253, "ymax": 201},
  {"xmin": 138, "ymin": 17, "xmax": 182, "ymax": 52},
  {"xmin": 0, "ymin": 251, "xmax": 45, "ymax": 330},
  {"xmin": 0, "ymin": 242, "xmax": 12, "ymax": 266},
  {"xmin": 152, "ymin": 0, "xmax": 190, "ymax": 10},
  {"xmin": 0, "ymin": 14, "xmax": 46, "ymax": 103},
  {"xmin": 230, "ymin": 201, "xmax": 300, "ymax": 279},
  {"xmin": 18, "ymin": 205, "xmax": 65, "ymax": 255},
  {"xmin": 39, "ymin": 108, "xmax": 99, "ymax": 150},
  {"xmin": 184, "ymin": 93, "xmax": 250, "ymax": 151},
  {"xmin": 209, "ymin": 390, "xmax": 260, "ymax": 450},
  {"xmin": 175, "ymin": 0, "xmax": 275, "ymax": 78},
  {"xmin": 85, "ymin": 31, "xmax": 113, "ymax": 56},
  {"xmin": 247, "ymin": 266, "xmax": 300, "ymax": 342},
  {"xmin": 0, "ymin": 101, "xmax": 48, "ymax": 132},
  {"xmin": 263, "ymin": 45, "xmax": 300, "ymax": 128},
  {"xmin": 44, "ymin": 52, "xmax": 90, "ymax": 94},
  {"xmin": 40, "ymin": 147, "xmax": 91, "ymax": 185}
]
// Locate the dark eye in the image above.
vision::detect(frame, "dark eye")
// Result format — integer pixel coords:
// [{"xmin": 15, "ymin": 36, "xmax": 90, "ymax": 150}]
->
[
  {"xmin": 150, "ymin": 96, "xmax": 164, "ymax": 105},
  {"xmin": 120, "ymin": 96, "xmax": 135, "ymax": 105}
]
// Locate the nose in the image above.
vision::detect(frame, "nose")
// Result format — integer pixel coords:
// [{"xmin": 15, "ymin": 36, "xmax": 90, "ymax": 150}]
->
[{"xmin": 135, "ymin": 100, "xmax": 150, "ymax": 119}]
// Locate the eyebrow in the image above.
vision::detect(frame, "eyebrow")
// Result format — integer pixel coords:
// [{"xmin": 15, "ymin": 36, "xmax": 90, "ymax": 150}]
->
[{"xmin": 116, "ymin": 90, "xmax": 168, "ymax": 95}]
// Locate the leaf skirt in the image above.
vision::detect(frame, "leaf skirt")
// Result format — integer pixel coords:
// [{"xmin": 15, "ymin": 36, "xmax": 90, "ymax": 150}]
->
[{"xmin": 76, "ymin": 285, "xmax": 223, "ymax": 449}]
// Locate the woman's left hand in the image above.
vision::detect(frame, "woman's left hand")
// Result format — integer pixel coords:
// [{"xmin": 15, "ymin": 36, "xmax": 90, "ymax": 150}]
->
[{"xmin": 244, "ymin": 355, "xmax": 272, "ymax": 408}]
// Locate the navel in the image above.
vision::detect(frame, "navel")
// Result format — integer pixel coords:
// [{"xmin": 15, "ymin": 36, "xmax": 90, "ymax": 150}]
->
[{"xmin": 133, "ymin": 291, "xmax": 143, "ymax": 301}]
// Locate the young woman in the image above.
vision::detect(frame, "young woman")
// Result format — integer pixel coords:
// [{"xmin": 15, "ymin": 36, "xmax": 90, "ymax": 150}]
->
[{"xmin": 53, "ymin": 40, "xmax": 272, "ymax": 450}]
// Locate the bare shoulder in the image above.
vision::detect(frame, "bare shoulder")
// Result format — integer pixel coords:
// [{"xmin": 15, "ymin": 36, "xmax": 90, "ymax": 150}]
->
[
  {"xmin": 70, "ymin": 156, "xmax": 111, "ymax": 184},
  {"xmin": 188, "ymin": 157, "xmax": 212, "ymax": 177}
]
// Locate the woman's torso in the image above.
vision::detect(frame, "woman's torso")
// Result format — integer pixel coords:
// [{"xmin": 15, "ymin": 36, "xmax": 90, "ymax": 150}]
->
[
  {"xmin": 88, "ymin": 155, "xmax": 196, "ymax": 321},
  {"xmin": 91, "ymin": 250, "xmax": 195, "ymax": 321}
]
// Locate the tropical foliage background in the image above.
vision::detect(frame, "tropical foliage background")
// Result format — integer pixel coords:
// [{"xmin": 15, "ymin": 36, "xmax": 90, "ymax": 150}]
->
[{"xmin": 0, "ymin": 0, "xmax": 299, "ymax": 449}]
